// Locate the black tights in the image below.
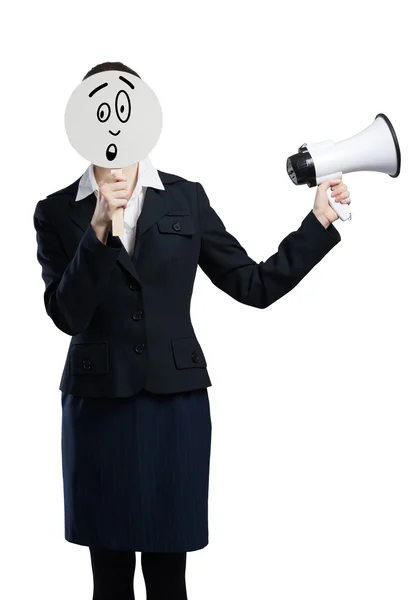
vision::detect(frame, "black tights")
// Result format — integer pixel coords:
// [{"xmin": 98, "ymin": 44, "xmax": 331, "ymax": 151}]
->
[{"xmin": 89, "ymin": 547, "xmax": 187, "ymax": 600}]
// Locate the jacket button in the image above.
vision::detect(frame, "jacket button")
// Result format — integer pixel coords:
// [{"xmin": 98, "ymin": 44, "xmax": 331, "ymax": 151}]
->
[
  {"xmin": 132, "ymin": 310, "xmax": 143, "ymax": 320},
  {"xmin": 134, "ymin": 343, "xmax": 145, "ymax": 354},
  {"xmin": 82, "ymin": 359, "xmax": 92, "ymax": 370},
  {"xmin": 129, "ymin": 283, "xmax": 138, "ymax": 291},
  {"xmin": 191, "ymin": 351, "xmax": 199, "ymax": 363},
  {"xmin": 172, "ymin": 222, "xmax": 181, "ymax": 232}
]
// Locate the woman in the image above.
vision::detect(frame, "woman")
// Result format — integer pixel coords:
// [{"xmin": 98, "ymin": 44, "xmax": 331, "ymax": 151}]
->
[{"xmin": 33, "ymin": 61, "xmax": 351, "ymax": 600}]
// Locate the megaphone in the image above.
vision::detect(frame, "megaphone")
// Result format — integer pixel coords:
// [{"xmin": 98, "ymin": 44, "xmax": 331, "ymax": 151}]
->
[{"xmin": 286, "ymin": 113, "xmax": 401, "ymax": 221}]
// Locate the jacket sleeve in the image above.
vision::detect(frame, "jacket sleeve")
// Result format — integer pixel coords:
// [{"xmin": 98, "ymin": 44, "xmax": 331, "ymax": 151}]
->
[
  {"xmin": 33, "ymin": 200, "xmax": 123, "ymax": 335},
  {"xmin": 196, "ymin": 182, "xmax": 341, "ymax": 309}
]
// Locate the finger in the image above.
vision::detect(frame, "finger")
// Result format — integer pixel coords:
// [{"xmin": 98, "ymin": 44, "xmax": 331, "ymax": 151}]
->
[
  {"xmin": 338, "ymin": 193, "xmax": 351, "ymax": 204},
  {"xmin": 112, "ymin": 190, "xmax": 130, "ymax": 200},
  {"xmin": 336, "ymin": 190, "xmax": 350, "ymax": 199},
  {"xmin": 110, "ymin": 198, "xmax": 129, "ymax": 209},
  {"xmin": 333, "ymin": 191, "xmax": 349, "ymax": 202},
  {"xmin": 110, "ymin": 181, "xmax": 128, "ymax": 190},
  {"xmin": 331, "ymin": 183, "xmax": 347, "ymax": 193},
  {"xmin": 104, "ymin": 189, "xmax": 130, "ymax": 201},
  {"xmin": 331, "ymin": 183, "xmax": 347, "ymax": 196},
  {"xmin": 327, "ymin": 178, "xmax": 342, "ymax": 188},
  {"xmin": 321, "ymin": 179, "xmax": 341, "ymax": 191},
  {"xmin": 113, "ymin": 198, "xmax": 129, "ymax": 207},
  {"xmin": 334, "ymin": 191, "xmax": 350, "ymax": 203}
]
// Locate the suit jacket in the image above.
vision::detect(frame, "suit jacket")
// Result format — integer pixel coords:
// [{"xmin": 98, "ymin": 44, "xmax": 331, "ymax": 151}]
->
[{"xmin": 33, "ymin": 170, "xmax": 341, "ymax": 398}]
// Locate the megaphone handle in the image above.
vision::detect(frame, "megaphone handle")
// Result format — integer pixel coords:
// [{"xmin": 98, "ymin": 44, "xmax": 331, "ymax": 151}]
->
[
  {"xmin": 328, "ymin": 192, "xmax": 351, "ymax": 222},
  {"xmin": 111, "ymin": 168, "xmax": 125, "ymax": 237}
]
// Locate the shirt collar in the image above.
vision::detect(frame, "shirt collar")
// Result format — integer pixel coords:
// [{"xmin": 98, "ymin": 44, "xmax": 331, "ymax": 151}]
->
[{"xmin": 75, "ymin": 156, "xmax": 165, "ymax": 202}]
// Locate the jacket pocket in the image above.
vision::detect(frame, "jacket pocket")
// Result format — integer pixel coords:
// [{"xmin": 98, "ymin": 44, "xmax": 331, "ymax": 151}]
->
[
  {"xmin": 69, "ymin": 342, "xmax": 109, "ymax": 376},
  {"xmin": 171, "ymin": 337, "xmax": 207, "ymax": 369},
  {"xmin": 156, "ymin": 215, "xmax": 195, "ymax": 236}
]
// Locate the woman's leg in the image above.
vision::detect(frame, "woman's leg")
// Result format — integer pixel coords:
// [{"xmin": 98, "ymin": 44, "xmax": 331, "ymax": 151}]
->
[
  {"xmin": 89, "ymin": 547, "xmax": 136, "ymax": 600},
  {"xmin": 141, "ymin": 552, "xmax": 187, "ymax": 600}
]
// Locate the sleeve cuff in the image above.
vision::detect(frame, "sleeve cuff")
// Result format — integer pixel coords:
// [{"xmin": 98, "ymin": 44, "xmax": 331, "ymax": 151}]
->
[
  {"xmin": 83, "ymin": 223, "xmax": 124, "ymax": 254},
  {"xmin": 302, "ymin": 210, "xmax": 341, "ymax": 245}
]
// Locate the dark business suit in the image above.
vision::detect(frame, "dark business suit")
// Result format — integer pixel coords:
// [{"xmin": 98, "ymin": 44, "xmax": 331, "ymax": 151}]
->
[
  {"xmin": 33, "ymin": 169, "xmax": 340, "ymax": 551},
  {"xmin": 34, "ymin": 170, "xmax": 340, "ymax": 398}
]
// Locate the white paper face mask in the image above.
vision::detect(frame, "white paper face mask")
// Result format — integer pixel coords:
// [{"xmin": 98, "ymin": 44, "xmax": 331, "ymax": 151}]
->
[{"xmin": 64, "ymin": 70, "xmax": 163, "ymax": 168}]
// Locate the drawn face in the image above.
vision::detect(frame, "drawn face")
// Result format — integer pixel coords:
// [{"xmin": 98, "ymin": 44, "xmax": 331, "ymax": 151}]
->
[{"xmin": 64, "ymin": 71, "xmax": 163, "ymax": 168}]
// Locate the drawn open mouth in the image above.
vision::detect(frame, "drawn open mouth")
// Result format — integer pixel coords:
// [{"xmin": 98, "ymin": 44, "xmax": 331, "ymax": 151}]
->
[
  {"xmin": 109, "ymin": 130, "xmax": 120, "ymax": 136},
  {"xmin": 106, "ymin": 144, "xmax": 117, "ymax": 161}
]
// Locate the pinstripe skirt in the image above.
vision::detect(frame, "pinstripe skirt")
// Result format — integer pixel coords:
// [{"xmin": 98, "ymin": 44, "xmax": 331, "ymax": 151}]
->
[{"xmin": 61, "ymin": 387, "xmax": 212, "ymax": 552}]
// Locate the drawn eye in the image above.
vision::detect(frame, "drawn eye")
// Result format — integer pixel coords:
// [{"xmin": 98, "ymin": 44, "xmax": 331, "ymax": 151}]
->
[
  {"xmin": 115, "ymin": 90, "xmax": 131, "ymax": 123},
  {"xmin": 97, "ymin": 103, "xmax": 111, "ymax": 122}
]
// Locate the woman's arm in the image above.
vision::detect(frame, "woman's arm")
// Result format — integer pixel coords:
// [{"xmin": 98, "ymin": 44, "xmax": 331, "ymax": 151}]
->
[
  {"xmin": 196, "ymin": 182, "xmax": 341, "ymax": 309},
  {"xmin": 33, "ymin": 200, "xmax": 123, "ymax": 335}
]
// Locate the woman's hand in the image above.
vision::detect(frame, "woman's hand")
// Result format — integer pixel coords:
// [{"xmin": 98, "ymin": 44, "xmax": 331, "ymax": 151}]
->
[
  {"xmin": 90, "ymin": 171, "xmax": 130, "ymax": 244},
  {"xmin": 91, "ymin": 171, "xmax": 129, "ymax": 229},
  {"xmin": 312, "ymin": 178, "xmax": 351, "ymax": 227}
]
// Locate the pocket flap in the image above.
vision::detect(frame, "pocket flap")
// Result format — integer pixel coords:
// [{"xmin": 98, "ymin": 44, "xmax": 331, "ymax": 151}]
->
[
  {"xmin": 166, "ymin": 208, "xmax": 191, "ymax": 216},
  {"xmin": 171, "ymin": 337, "xmax": 207, "ymax": 369},
  {"xmin": 157, "ymin": 215, "xmax": 195, "ymax": 235},
  {"xmin": 69, "ymin": 342, "xmax": 109, "ymax": 376}
]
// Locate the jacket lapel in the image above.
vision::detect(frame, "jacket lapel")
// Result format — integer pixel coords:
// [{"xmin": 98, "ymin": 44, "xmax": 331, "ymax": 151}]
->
[
  {"xmin": 136, "ymin": 170, "xmax": 185, "ymax": 237},
  {"xmin": 136, "ymin": 186, "xmax": 170, "ymax": 237}
]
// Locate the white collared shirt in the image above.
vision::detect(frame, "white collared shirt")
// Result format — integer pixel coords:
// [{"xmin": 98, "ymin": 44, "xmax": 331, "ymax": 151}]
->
[{"xmin": 75, "ymin": 156, "xmax": 165, "ymax": 257}]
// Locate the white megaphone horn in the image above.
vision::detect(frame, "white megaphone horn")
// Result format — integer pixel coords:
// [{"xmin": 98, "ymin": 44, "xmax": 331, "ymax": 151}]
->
[{"xmin": 286, "ymin": 113, "xmax": 401, "ymax": 221}]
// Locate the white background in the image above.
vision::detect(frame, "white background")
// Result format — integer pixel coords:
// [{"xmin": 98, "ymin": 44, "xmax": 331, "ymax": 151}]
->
[{"xmin": 1, "ymin": 0, "xmax": 415, "ymax": 598}]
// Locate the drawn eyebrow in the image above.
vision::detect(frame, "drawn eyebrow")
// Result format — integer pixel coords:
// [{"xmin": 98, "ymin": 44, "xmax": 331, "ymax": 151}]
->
[
  {"xmin": 119, "ymin": 75, "xmax": 135, "ymax": 89},
  {"xmin": 89, "ymin": 82, "xmax": 108, "ymax": 97}
]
